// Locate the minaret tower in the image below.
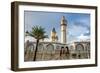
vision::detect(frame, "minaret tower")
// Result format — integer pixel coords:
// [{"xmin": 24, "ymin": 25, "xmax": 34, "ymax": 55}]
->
[
  {"xmin": 60, "ymin": 16, "xmax": 67, "ymax": 44},
  {"xmin": 51, "ymin": 27, "xmax": 58, "ymax": 42}
]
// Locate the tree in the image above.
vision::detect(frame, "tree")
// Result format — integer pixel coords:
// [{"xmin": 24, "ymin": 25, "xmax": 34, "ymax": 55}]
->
[{"xmin": 26, "ymin": 26, "xmax": 48, "ymax": 61}]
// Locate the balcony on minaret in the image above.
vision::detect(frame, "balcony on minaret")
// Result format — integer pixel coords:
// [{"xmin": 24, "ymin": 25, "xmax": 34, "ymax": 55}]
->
[{"xmin": 61, "ymin": 16, "xmax": 67, "ymax": 26}]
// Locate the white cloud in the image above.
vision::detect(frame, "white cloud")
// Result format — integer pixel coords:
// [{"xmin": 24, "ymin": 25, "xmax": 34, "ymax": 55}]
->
[
  {"xmin": 25, "ymin": 36, "xmax": 36, "ymax": 42},
  {"xmin": 25, "ymin": 36, "xmax": 51, "ymax": 42},
  {"xmin": 68, "ymin": 23, "xmax": 89, "ymax": 37},
  {"xmin": 77, "ymin": 34, "xmax": 90, "ymax": 40}
]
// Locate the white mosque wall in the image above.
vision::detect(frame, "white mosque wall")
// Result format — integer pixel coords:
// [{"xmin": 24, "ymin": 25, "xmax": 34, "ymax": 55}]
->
[{"xmin": 24, "ymin": 40, "xmax": 90, "ymax": 61}]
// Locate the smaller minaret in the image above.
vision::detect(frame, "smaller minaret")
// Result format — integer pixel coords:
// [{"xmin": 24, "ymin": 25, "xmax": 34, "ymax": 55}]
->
[{"xmin": 51, "ymin": 27, "xmax": 58, "ymax": 42}]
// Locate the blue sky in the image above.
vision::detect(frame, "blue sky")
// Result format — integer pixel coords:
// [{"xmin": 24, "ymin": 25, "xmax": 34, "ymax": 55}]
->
[{"xmin": 24, "ymin": 11, "xmax": 90, "ymax": 43}]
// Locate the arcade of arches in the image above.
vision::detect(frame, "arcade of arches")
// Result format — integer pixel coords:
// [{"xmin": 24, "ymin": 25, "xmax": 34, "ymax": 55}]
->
[{"xmin": 24, "ymin": 41, "xmax": 90, "ymax": 61}]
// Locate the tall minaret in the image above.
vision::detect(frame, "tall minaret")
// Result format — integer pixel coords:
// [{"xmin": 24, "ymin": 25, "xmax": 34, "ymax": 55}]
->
[{"xmin": 60, "ymin": 16, "xmax": 67, "ymax": 44}]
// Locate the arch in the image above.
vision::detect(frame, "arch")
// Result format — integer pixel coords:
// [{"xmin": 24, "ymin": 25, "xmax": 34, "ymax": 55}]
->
[
  {"xmin": 46, "ymin": 43, "xmax": 54, "ymax": 53},
  {"xmin": 37, "ymin": 43, "xmax": 44, "ymax": 52},
  {"xmin": 65, "ymin": 46, "xmax": 69, "ymax": 53},
  {"xmin": 75, "ymin": 44, "xmax": 84, "ymax": 51},
  {"xmin": 75, "ymin": 44, "xmax": 84, "ymax": 59},
  {"xmin": 60, "ymin": 46, "xmax": 64, "ymax": 54},
  {"xmin": 66, "ymin": 46, "xmax": 69, "ymax": 51},
  {"xmin": 44, "ymin": 43, "xmax": 54, "ymax": 60}
]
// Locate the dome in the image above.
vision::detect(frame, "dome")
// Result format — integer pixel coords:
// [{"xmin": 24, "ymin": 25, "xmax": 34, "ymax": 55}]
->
[{"xmin": 52, "ymin": 27, "xmax": 56, "ymax": 33}]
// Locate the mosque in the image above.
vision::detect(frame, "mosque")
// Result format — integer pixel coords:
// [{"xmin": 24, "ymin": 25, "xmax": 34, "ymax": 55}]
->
[{"xmin": 24, "ymin": 16, "xmax": 90, "ymax": 61}]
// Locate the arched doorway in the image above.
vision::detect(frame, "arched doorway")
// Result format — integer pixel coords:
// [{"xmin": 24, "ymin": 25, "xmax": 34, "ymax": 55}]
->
[
  {"xmin": 76, "ymin": 44, "xmax": 84, "ymax": 59},
  {"xmin": 65, "ymin": 46, "xmax": 70, "ymax": 59}
]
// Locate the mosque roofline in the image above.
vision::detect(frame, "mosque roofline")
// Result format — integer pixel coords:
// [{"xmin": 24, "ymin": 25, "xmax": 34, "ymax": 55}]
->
[{"xmin": 25, "ymin": 41, "xmax": 68, "ymax": 45}]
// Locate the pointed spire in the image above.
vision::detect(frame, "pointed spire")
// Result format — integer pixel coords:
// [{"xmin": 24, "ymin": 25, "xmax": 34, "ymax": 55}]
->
[
  {"xmin": 62, "ymin": 16, "xmax": 65, "ymax": 20},
  {"xmin": 61, "ymin": 16, "xmax": 67, "ymax": 25}
]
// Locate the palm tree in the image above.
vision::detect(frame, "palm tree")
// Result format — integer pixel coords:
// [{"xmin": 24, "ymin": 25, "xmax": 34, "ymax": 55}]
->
[{"xmin": 26, "ymin": 26, "xmax": 48, "ymax": 61}]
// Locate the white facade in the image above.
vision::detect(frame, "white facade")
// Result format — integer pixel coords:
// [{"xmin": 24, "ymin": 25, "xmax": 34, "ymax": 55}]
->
[{"xmin": 24, "ymin": 40, "xmax": 90, "ymax": 61}]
